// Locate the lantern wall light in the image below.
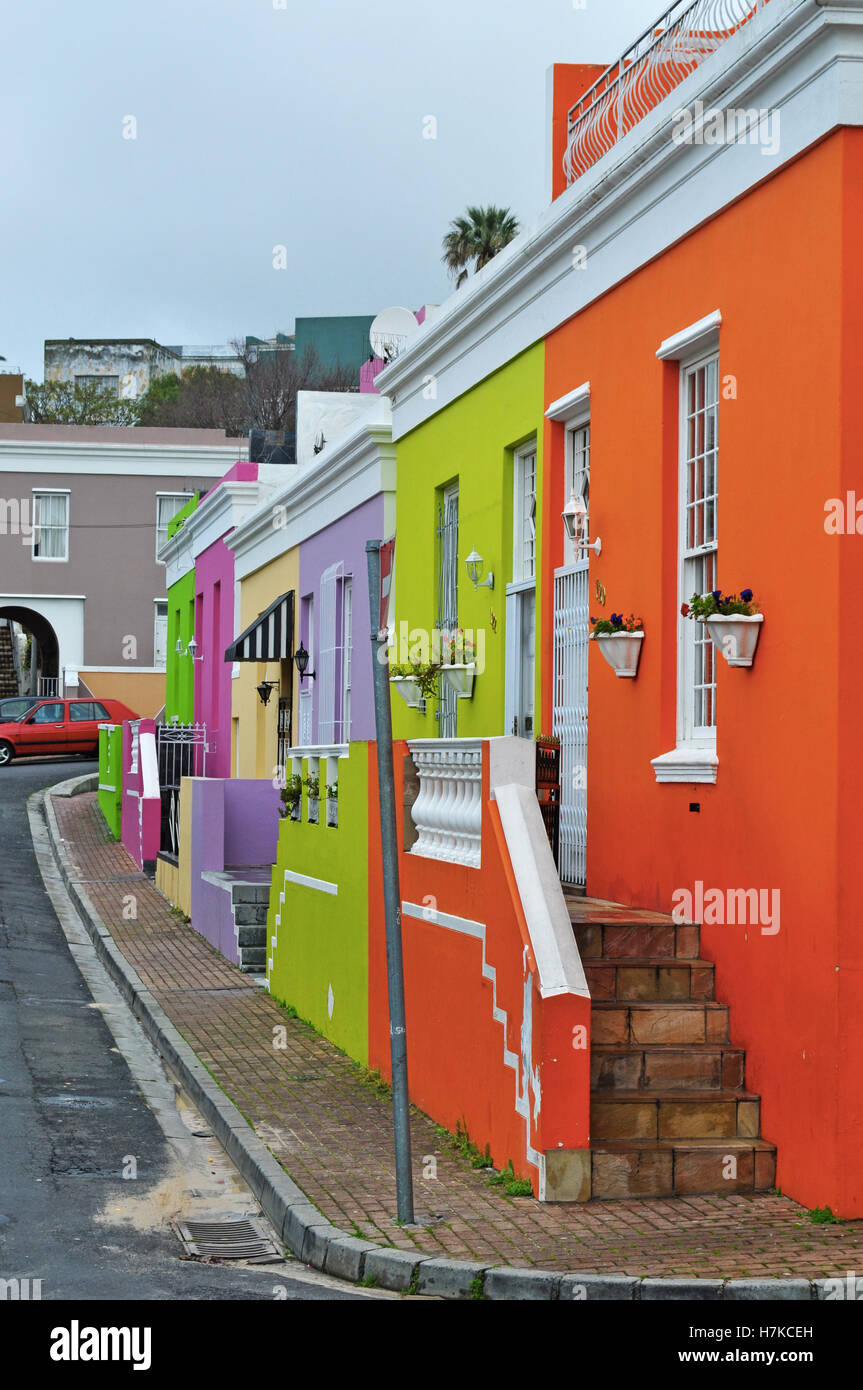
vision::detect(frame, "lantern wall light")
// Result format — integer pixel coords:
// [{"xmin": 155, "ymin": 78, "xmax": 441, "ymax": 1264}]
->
[
  {"xmin": 293, "ymin": 641, "xmax": 316, "ymax": 681},
  {"xmin": 562, "ymin": 491, "xmax": 601, "ymax": 556},
  {"xmin": 465, "ymin": 549, "xmax": 494, "ymax": 591}
]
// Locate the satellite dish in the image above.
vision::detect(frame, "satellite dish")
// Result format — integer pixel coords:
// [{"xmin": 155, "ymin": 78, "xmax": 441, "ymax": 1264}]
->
[{"xmin": 369, "ymin": 306, "xmax": 419, "ymax": 364}]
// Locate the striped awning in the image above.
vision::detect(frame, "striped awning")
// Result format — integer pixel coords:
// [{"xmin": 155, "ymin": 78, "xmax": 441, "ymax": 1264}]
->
[{"xmin": 225, "ymin": 591, "xmax": 294, "ymax": 663}]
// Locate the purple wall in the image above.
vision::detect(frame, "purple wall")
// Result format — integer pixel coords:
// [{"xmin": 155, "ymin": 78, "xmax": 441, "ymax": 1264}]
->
[
  {"xmin": 189, "ymin": 778, "xmax": 281, "ymax": 963},
  {"xmin": 298, "ymin": 493, "xmax": 384, "ymax": 744},
  {"xmin": 194, "ymin": 534, "xmax": 235, "ymax": 778}
]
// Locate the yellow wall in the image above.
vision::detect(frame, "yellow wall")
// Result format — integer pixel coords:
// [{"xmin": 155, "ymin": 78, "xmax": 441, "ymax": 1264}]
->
[
  {"xmin": 233, "ymin": 549, "xmax": 300, "ymax": 779},
  {"xmin": 153, "ymin": 778, "xmax": 193, "ymax": 916},
  {"xmin": 84, "ymin": 671, "xmax": 166, "ymax": 718}
]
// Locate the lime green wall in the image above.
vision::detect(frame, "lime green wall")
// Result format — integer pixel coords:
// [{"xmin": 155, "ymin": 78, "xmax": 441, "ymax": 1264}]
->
[
  {"xmin": 267, "ymin": 743, "xmax": 369, "ymax": 1064},
  {"xmin": 97, "ymin": 725, "xmax": 122, "ymax": 838},
  {"xmin": 165, "ymin": 495, "xmax": 199, "ymax": 724},
  {"xmin": 390, "ymin": 344, "xmax": 544, "ymax": 739}
]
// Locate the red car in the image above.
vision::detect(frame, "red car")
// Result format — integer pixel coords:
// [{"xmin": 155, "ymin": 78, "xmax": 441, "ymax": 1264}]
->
[{"xmin": 0, "ymin": 697, "xmax": 139, "ymax": 766}]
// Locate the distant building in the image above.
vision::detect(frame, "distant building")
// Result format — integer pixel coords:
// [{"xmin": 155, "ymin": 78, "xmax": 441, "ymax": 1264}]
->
[
  {"xmin": 294, "ymin": 316, "xmax": 375, "ymax": 381},
  {"xmin": 43, "ymin": 338, "xmax": 245, "ymax": 401},
  {"xmin": 0, "ymin": 370, "xmax": 24, "ymax": 424}
]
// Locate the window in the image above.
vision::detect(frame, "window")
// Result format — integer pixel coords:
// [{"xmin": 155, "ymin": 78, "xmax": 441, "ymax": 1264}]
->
[
  {"xmin": 680, "ymin": 352, "xmax": 719, "ymax": 744},
  {"xmin": 32, "ymin": 491, "xmax": 69, "ymax": 561},
  {"xmin": 69, "ymin": 701, "xmax": 109, "ymax": 721},
  {"xmin": 156, "ymin": 494, "xmax": 193, "ymax": 560},
  {"xmin": 513, "ymin": 445, "xmax": 537, "ymax": 583},
  {"xmin": 32, "ymin": 702, "xmax": 64, "ymax": 723},
  {"xmin": 75, "ymin": 375, "xmax": 119, "ymax": 396},
  {"xmin": 154, "ymin": 601, "xmax": 168, "ymax": 670}
]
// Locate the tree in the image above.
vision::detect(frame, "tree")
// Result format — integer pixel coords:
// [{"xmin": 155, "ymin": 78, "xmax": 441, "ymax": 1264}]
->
[
  {"xmin": 441, "ymin": 205, "xmax": 520, "ymax": 288},
  {"xmin": 230, "ymin": 339, "xmax": 357, "ymax": 434},
  {"xmin": 24, "ymin": 378, "xmax": 142, "ymax": 426},
  {"xmin": 137, "ymin": 366, "xmax": 246, "ymax": 434}
]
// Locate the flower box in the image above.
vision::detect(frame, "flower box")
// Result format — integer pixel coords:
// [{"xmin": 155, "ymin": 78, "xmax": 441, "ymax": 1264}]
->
[
  {"xmin": 594, "ymin": 631, "xmax": 644, "ymax": 678},
  {"xmin": 389, "ymin": 675, "xmax": 425, "ymax": 708},
  {"xmin": 440, "ymin": 663, "xmax": 476, "ymax": 699},
  {"xmin": 705, "ymin": 613, "xmax": 763, "ymax": 668}
]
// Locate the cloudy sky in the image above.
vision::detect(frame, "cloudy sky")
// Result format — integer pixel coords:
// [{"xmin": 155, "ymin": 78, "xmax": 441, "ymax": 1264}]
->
[{"xmin": 3, "ymin": 0, "xmax": 662, "ymax": 380}]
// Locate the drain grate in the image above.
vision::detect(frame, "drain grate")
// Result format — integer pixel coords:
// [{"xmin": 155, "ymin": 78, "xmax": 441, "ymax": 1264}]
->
[{"xmin": 174, "ymin": 1216, "xmax": 281, "ymax": 1263}]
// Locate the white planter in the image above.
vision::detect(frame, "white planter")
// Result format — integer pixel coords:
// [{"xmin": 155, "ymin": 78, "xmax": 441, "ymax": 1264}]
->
[
  {"xmin": 308, "ymin": 794, "xmax": 319, "ymax": 824},
  {"xmin": 440, "ymin": 663, "xmax": 476, "ymax": 699},
  {"xmin": 705, "ymin": 613, "xmax": 763, "ymax": 667},
  {"xmin": 390, "ymin": 675, "xmax": 424, "ymax": 708},
  {"xmin": 326, "ymin": 797, "xmax": 338, "ymax": 828},
  {"xmin": 594, "ymin": 632, "xmax": 644, "ymax": 678}
]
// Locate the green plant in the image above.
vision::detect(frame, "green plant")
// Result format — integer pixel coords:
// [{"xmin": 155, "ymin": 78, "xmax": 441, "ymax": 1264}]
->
[
  {"xmin": 590, "ymin": 612, "xmax": 643, "ymax": 637},
  {"xmin": 487, "ymin": 1161, "xmax": 533, "ymax": 1197},
  {"xmin": 809, "ymin": 1206, "xmax": 841, "ymax": 1225},
  {"xmin": 359, "ymin": 1274, "xmax": 379, "ymax": 1288},
  {"xmin": 439, "ymin": 628, "xmax": 475, "ymax": 665},
  {"xmin": 683, "ymin": 587, "xmax": 759, "ymax": 620},
  {"xmin": 325, "ymin": 782, "xmax": 339, "ymax": 801},
  {"xmin": 389, "ymin": 660, "xmax": 440, "ymax": 699},
  {"xmin": 304, "ymin": 771, "xmax": 320, "ymax": 798},
  {"xmin": 278, "ymin": 772, "xmax": 303, "ymax": 819},
  {"xmin": 442, "ymin": 205, "xmax": 520, "ymax": 288},
  {"xmin": 470, "ymin": 1274, "xmax": 485, "ymax": 1301}
]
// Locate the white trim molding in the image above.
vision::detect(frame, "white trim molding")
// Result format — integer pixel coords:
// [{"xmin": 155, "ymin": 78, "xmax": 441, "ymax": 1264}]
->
[
  {"xmin": 651, "ymin": 746, "xmax": 719, "ymax": 784},
  {"xmin": 545, "ymin": 381, "xmax": 590, "ymax": 424},
  {"xmin": 656, "ymin": 310, "xmax": 723, "ymax": 362}
]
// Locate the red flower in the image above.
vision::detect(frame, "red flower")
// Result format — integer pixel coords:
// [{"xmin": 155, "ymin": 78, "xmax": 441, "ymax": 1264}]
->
[{"xmin": 680, "ymin": 602, "xmax": 690, "ymax": 617}]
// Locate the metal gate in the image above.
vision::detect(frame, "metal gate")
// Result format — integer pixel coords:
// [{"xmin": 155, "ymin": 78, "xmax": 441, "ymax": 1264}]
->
[
  {"xmin": 157, "ymin": 723, "xmax": 207, "ymax": 857},
  {"xmin": 277, "ymin": 696, "xmax": 291, "ymax": 773},
  {"xmin": 553, "ymin": 563, "xmax": 589, "ymax": 886},
  {"xmin": 437, "ymin": 486, "xmax": 459, "ymax": 738}
]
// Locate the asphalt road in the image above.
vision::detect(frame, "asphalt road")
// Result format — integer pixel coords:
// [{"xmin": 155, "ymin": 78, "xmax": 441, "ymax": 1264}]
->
[{"xmin": 0, "ymin": 758, "xmax": 372, "ymax": 1302}]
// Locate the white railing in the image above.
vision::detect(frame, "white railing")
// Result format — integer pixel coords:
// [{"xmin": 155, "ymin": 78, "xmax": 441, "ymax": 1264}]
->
[
  {"xmin": 564, "ymin": 0, "xmax": 769, "ymax": 185},
  {"xmin": 285, "ymin": 744, "xmax": 348, "ymax": 826},
  {"xmin": 37, "ymin": 675, "xmax": 58, "ymax": 696},
  {"xmin": 408, "ymin": 738, "xmax": 483, "ymax": 869}
]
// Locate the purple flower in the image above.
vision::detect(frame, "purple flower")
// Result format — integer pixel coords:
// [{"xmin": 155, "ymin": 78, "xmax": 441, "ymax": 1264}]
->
[
  {"xmin": 711, "ymin": 589, "xmax": 721, "ymax": 601},
  {"xmin": 741, "ymin": 588, "xmax": 753, "ymax": 602}
]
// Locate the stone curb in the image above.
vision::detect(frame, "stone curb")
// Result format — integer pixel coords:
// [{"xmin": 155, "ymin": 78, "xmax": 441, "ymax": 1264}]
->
[{"xmin": 33, "ymin": 776, "xmax": 826, "ymax": 1303}]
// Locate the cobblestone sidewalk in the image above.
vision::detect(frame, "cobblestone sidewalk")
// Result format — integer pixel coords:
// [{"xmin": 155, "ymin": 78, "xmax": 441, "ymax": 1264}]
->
[{"xmin": 51, "ymin": 792, "xmax": 863, "ymax": 1279}]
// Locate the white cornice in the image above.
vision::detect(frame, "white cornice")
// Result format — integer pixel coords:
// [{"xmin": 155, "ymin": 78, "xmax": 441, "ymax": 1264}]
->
[
  {"xmin": 160, "ymin": 479, "xmax": 275, "ymax": 587},
  {"xmin": 226, "ymin": 404, "xmax": 395, "ymax": 581},
  {"xmin": 0, "ymin": 439, "xmax": 243, "ymax": 476},
  {"xmin": 377, "ymin": 0, "xmax": 853, "ymax": 438},
  {"xmin": 545, "ymin": 381, "xmax": 590, "ymax": 423},
  {"xmin": 657, "ymin": 311, "xmax": 723, "ymax": 361}
]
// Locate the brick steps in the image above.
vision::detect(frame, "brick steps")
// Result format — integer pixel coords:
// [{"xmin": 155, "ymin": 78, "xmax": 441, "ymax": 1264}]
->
[
  {"xmin": 585, "ymin": 958, "xmax": 714, "ymax": 1001},
  {"xmin": 591, "ymin": 1089, "xmax": 760, "ymax": 1140},
  {"xmin": 591, "ymin": 1042, "xmax": 746, "ymax": 1092},
  {"xmin": 570, "ymin": 901, "xmax": 776, "ymax": 1200},
  {"xmin": 590, "ymin": 1138, "xmax": 776, "ymax": 1200}
]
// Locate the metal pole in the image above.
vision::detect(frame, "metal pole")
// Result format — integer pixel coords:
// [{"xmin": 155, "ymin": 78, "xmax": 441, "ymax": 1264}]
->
[{"xmin": 365, "ymin": 539, "xmax": 415, "ymax": 1225}]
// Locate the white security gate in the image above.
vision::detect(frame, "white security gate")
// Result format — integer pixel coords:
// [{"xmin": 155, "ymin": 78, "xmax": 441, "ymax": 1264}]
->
[
  {"xmin": 553, "ymin": 562, "xmax": 589, "ymax": 886},
  {"xmin": 317, "ymin": 561, "xmax": 342, "ymax": 745}
]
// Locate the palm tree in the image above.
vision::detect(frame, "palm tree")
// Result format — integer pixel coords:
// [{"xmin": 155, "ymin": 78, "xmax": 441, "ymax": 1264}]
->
[{"xmin": 442, "ymin": 205, "xmax": 520, "ymax": 287}]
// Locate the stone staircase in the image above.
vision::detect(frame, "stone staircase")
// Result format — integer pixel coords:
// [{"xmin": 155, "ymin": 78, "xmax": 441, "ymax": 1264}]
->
[
  {"xmin": 567, "ymin": 895, "xmax": 776, "ymax": 1200},
  {"xmin": 231, "ymin": 878, "xmax": 270, "ymax": 974},
  {"xmin": 0, "ymin": 623, "xmax": 19, "ymax": 698}
]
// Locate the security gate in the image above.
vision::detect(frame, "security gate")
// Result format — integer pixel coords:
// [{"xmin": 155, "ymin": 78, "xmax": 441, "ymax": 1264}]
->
[
  {"xmin": 157, "ymin": 723, "xmax": 207, "ymax": 857},
  {"xmin": 437, "ymin": 486, "xmax": 459, "ymax": 738},
  {"xmin": 553, "ymin": 563, "xmax": 589, "ymax": 886}
]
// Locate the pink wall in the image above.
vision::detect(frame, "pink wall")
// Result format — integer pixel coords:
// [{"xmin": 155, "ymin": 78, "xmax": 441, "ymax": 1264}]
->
[
  {"xmin": 120, "ymin": 718, "xmax": 160, "ymax": 870},
  {"xmin": 194, "ymin": 536, "xmax": 236, "ymax": 779}
]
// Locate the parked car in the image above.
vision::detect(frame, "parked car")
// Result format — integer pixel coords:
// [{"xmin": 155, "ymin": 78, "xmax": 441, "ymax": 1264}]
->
[
  {"xmin": 0, "ymin": 697, "xmax": 139, "ymax": 766},
  {"xmin": 0, "ymin": 695, "xmax": 41, "ymax": 721}
]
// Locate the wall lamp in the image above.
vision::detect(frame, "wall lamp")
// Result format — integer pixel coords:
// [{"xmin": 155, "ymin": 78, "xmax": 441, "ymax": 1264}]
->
[
  {"xmin": 562, "ymin": 491, "xmax": 601, "ymax": 556},
  {"xmin": 256, "ymin": 680, "xmax": 279, "ymax": 706},
  {"xmin": 293, "ymin": 641, "xmax": 316, "ymax": 680},
  {"xmin": 465, "ymin": 549, "xmax": 494, "ymax": 591},
  {"xmin": 176, "ymin": 637, "xmax": 204, "ymax": 660}
]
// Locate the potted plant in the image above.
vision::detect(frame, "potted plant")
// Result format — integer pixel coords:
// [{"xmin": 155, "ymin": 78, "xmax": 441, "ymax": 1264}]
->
[
  {"xmin": 304, "ymin": 770, "xmax": 320, "ymax": 823},
  {"xmin": 389, "ymin": 660, "xmax": 439, "ymax": 709},
  {"xmin": 279, "ymin": 772, "xmax": 303, "ymax": 821},
  {"xmin": 590, "ymin": 612, "xmax": 644, "ymax": 678},
  {"xmin": 683, "ymin": 588, "xmax": 763, "ymax": 667},
  {"xmin": 326, "ymin": 781, "xmax": 339, "ymax": 828},
  {"xmin": 439, "ymin": 629, "xmax": 477, "ymax": 699}
]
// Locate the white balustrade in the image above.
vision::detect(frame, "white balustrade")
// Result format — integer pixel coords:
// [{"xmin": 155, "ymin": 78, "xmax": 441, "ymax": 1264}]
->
[{"xmin": 408, "ymin": 739, "xmax": 483, "ymax": 868}]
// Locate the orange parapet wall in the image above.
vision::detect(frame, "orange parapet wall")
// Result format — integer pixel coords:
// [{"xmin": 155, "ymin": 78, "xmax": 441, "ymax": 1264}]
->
[
  {"xmin": 549, "ymin": 62, "xmax": 609, "ymax": 201},
  {"xmin": 368, "ymin": 739, "xmax": 591, "ymax": 1200}
]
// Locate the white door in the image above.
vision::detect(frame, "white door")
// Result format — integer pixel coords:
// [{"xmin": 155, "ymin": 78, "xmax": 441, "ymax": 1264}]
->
[
  {"xmin": 154, "ymin": 602, "xmax": 168, "ymax": 670},
  {"xmin": 505, "ymin": 443, "xmax": 538, "ymax": 736},
  {"xmin": 553, "ymin": 423, "xmax": 590, "ymax": 887}
]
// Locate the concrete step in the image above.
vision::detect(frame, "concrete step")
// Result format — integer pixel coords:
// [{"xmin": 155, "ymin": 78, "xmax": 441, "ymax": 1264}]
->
[
  {"xmin": 574, "ymin": 919, "xmax": 700, "ymax": 960},
  {"xmin": 585, "ymin": 958, "xmax": 714, "ymax": 1002},
  {"xmin": 236, "ymin": 925, "xmax": 266, "ymax": 948},
  {"xmin": 591, "ymin": 1089, "xmax": 761, "ymax": 1141},
  {"xmin": 590, "ymin": 1137, "xmax": 776, "ymax": 1199},
  {"xmin": 591, "ymin": 1000, "xmax": 729, "ymax": 1046},
  {"xmin": 591, "ymin": 1043, "xmax": 746, "ymax": 1092},
  {"xmin": 233, "ymin": 903, "xmax": 268, "ymax": 926},
  {"xmin": 238, "ymin": 946, "xmax": 266, "ymax": 969}
]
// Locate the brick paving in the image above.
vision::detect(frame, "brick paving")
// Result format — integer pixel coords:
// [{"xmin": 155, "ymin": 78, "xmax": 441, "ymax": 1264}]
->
[{"xmin": 51, "ymin": 791, "xmax": 863, "ymax": 1278}]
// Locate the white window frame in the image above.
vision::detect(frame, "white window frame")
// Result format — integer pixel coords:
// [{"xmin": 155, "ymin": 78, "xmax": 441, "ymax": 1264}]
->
[
  {"xmin": 652, "ymin": 314, "xmax": 721, "ymax": 785},
  {"xmin": 32, "ymin": 488, "xmax": 70, "ymax": 563},
  {"xmin": 342, "ymin": 576, "xmax": 353, "ymax": 742},
  {"xmin": 512, "ymin": 441, "xmax": 537, "ymax": 585},
  {"xmin": 155, "ymin": 492, "xmax": 193, "ymax": 562},
  {"xmin": 153, "ymin": 599, "xmax": 168, "ymax": 671}
]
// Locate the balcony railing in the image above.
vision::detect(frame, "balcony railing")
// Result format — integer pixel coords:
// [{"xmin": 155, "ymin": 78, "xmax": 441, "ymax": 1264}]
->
[
  {"xmin": 408, "ymin": 739, "xmax": 483, "ymax": 869},
  {"xmin": 565, "ymin": 0, "xmax": 769, "ymax": 186}
]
